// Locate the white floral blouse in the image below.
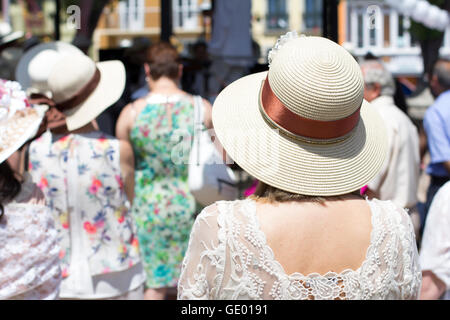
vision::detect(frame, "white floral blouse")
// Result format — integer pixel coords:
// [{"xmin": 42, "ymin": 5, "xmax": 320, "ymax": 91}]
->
[{"xmin": 28, "ymin": 131, "xmax": 142, "ymax": 289}]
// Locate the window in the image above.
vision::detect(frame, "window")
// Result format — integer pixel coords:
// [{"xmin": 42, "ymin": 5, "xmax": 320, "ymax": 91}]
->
[
  {"xmin": 267, "ymin": 0, "xmax": 288, "ymax": 30},
  {"xmin": 304, "ymin": 0, "xmax": 322, "ymax": 30},
  {"xmin": 173, "ymin": 0, "xmax": 200, "ymax": 30},
  {"xmin": 118, "ymin": 0, "xmax": 145, "ymax": 30}
]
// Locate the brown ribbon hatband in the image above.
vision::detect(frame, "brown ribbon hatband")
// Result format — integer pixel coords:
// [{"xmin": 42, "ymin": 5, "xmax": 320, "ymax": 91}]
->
[
  {"xmin": 260, "ymin": 76, "xmax": 361, "ymax": 140},
  {"xmin": 56, "ymin": 67, "xmax": 101, "ymax": 112}
]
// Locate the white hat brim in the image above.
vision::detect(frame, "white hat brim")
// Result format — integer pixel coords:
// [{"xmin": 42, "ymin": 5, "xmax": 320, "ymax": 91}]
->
[
  {"xmin": 212, "ymin": 71, "xmax": 388, "ymax": 196},
  {"xmin": 15, "ymin": 42, "xmax": 84, "ymax": 91},
  {"xmin": 0, "ymin": 105, "xmax": 47, "ymax": 164},
  {"xmin": 64, "ymin": 60, "xmax": 126, "ymax": 131},
  {"xmin": 0, "ymin": 31, "xmax": 24, "ymax": 46}
]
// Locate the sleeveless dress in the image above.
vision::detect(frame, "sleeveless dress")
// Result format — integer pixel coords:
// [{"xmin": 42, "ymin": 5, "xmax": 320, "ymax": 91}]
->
[
  {"xmin": 178, "ymin": 199, "xmax": 422, "ymax": 300},
  {"xmin": 0, "ymin": 173, "xmax": 61, "ymax": 300},
  {"xmin": 130, "ymin": 94, "xmax": 196, "ymax": 288},
  {"xmin": 28, "ymin": 131, "xmax": 145, "ymax": 299}
]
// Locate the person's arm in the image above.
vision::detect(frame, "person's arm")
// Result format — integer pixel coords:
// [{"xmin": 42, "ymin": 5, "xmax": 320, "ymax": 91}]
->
[
  {"xmin": 116, "ymin": 102, "xmax": 137, "ymax": 141},
  {"xmin": 443, "ymin": 161, "xmax": 450, "ymax": 174},
  {"xmin": 423, "ymin": 109, "xmax": 450, "ymax": 173},
  {"xmin": 419, "ymin": 183, "xmax": 450, "ymax": 299},
  {"xmin": 177, "ymin": 204, "xmax": 222, "ymax": 300},
  {"xmin": 421, "ymin": 271, "xmax": 446, "ymax": 300},
  {"xmin": 119, "ymin": 140, "xmax": 135, "ymax": 205},
  {"xmin": 201, "ymin": 98, "xmax": 232, "ymax": 164}
]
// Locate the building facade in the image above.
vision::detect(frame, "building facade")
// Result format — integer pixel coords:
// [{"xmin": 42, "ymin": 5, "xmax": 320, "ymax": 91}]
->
[
  {"xmin": 339, "ymin": 0, "xmax": 450, "ymax": 76},
  {"xmin": 93, "ymin": 0, "xmax": 213, "ymax": 60},
  {"xmin": 94, "ymin": 0, "xmax": 323, "ymax": 62}
]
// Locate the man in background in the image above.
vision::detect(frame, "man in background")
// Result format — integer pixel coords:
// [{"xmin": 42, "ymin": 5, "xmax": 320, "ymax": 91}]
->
[
  {"xmin": 422, "ymin": 58, "xmax": 450, "ymax": 232},
  {"xmin": 361, "ymin": 60, "xmax": 421, "ymax": 236}
]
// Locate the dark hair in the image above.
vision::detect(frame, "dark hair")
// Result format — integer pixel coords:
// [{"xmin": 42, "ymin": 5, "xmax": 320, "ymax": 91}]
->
[
  {"xmin": 146, "ymin": 42, "xmax": 180, "ymax": 81},
  {"xmin": 250, "ymin": 181, "xmax": 362, "ymax": 205},
  {"xmin": 0, "ymin": 162, "xmax": 22, "ymax": 218},
  {"xmin": 434, "ymin": 58, "xmax": 450, "ymax": 89}
]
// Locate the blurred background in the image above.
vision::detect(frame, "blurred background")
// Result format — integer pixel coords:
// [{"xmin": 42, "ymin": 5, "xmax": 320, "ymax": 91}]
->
[{"xmin": 1, "ymin": 0, "xmax": 449, "ymax": 133}]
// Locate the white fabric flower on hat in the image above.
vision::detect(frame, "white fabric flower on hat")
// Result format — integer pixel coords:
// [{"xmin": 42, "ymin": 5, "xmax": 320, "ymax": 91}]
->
[{"xmin": 268, "ymin": 31, "xmax": 300, "ymax": 67}]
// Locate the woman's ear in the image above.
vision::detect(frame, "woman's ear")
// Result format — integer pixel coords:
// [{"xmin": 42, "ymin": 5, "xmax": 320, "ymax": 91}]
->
[
  {"xmin": 144, "ymin": 63, "xmax": 151, "ymax": 78},
  {"xmin": 178, "ymin": 64, "xmax": 184, "ymax": 80}
]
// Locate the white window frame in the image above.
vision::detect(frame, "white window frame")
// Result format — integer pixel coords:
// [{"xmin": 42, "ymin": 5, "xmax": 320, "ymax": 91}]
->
[{"xmin": 172, "ymin": 0, "xmax": 200, "ymax": 31}]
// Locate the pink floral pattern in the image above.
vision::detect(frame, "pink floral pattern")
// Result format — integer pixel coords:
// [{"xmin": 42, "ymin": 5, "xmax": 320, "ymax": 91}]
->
[{"xmin": 28, "ymin": 131, "xmax": 142, "ymax": 278}]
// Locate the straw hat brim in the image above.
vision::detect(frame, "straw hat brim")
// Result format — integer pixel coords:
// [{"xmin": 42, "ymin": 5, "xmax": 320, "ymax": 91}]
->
[
  {"xmin": 63, "ymin": 60, "xmax": 126, "ymax": 131},
  {"xmin": 0, "ymin": 105, "xmax": 47, "ymax": 164},
  {"xmin": 15, "ymin": 42, "xmax": 84, "ymax": 92},
  {"xmin": 212, "ymin": 71, "xmax": 388, "ymax": 196}
]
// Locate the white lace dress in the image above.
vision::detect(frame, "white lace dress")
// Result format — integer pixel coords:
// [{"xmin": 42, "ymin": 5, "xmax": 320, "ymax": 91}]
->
[
  {"xmin": 0, "ymin": 174, "xmax": 61, "ymax": 300},
  {"xmin": 178, "ymin": 199, "xmax": 422, "ymax": 300}
]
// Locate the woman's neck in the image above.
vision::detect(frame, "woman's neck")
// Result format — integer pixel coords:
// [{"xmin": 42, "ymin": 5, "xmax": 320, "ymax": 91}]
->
[
  {"xmin": 51, "ymin": 121, "xmax": 99, "ymax": 136},
  {"xmin": 148, "ymin": 77, "xmax": 183, "ymax": 95}
]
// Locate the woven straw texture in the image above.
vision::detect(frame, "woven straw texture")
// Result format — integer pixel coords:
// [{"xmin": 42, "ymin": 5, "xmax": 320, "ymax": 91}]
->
[{"xmin": 269, "ymin": 37, "xmax": 364, "ymax": 121}]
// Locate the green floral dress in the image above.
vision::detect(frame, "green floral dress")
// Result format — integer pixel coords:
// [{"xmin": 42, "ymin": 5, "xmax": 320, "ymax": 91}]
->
[{"xmin": 130, "ymin": 94, "xmax": 197, "ymax": 288}]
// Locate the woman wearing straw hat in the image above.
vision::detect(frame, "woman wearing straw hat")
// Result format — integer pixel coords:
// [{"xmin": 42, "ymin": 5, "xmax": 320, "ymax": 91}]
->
[
  {"xmin": 24, "ymin": 53, "xmax": 146, "ymax": 300},
  {"xmin": 0, "ymin": 79, "xmax": 61, "ymax": 300},
  {"xmin": 178, "ymin": 33, "xmax": 422, "ymax": 300}
]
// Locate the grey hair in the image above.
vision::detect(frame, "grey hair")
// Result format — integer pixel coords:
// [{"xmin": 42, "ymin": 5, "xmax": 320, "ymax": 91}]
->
[
  {"xmin": 360, "ymin": 60, "xmax": 396, "ymax": 97},
  {"xmin": 434, "ymin": 58, "xmax": 450, "ymax": 90}
]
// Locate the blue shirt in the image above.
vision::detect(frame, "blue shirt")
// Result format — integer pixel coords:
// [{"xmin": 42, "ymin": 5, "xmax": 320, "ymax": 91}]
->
[{"xmin": 424, "ymin": 90, "xmax": 450, "ymax": 177}]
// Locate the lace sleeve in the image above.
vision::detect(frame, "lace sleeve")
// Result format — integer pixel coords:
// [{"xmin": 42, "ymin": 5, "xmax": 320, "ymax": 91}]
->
[
  {"xmin": 375, "ymin": 201, "xmax": 422, "ymax": 299},
  {"xmin": 396, "ymin": 205, "xmax": 422, "ymax": 299},
  {"xmin": 0, "ymin": 204, "xmax": 61, "ymax": 300},
  {"xmin": 177, "ymin": 204, "xmax": 225, "ymax": 300}
]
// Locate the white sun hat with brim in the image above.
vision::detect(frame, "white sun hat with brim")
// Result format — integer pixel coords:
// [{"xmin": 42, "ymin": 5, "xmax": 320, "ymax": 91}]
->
[
  {"xmin": 212, "ymin": 33, "xmax": 388, "ymax": 197},
  {"xmin": 46, "ymin": 53, "xmax": 126, "ymax": 131},
  {"xmin": 15, "ymin": 41, "xmax": 85, "ymax": 97},
  {"xmin": 0, "ymin": 79, "xmax": 47, "ymax": 164}
]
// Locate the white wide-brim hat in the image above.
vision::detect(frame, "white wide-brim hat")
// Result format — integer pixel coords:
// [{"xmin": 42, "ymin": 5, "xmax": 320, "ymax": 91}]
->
[
  {"xmin": 0, "ymin": 80, "xmax": 47, "ymax": 164},
  {"xmin": 212, "ymin": 35, "xmax": 388, "ymax": 196},
  {"xmin": 15, "ymin": 41, "xmax": 84, "ymax": 96},
  {"xmin": 47, "ymin": 54, "xmax": 126, "ymax": 131}
]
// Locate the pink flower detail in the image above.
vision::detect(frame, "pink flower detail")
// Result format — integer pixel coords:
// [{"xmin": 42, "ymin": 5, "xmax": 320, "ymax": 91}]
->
[
  {"xmin": 37, "ymin": 177, "xmax": 48, "ymax": 190},
  {"xmin": 115, "ymin": 175, "xmax": 124, "ymax": 190},
  {"xmin": 94, "ymin": 220, "xmax": 104, "ymax": 229},
  {"xmin": 89, "ymin": 178, "xmax": 102, "ymax": 194},
  {"xmin": 84, "ymin": 222, "xmax": 97, "ymax": 234}
]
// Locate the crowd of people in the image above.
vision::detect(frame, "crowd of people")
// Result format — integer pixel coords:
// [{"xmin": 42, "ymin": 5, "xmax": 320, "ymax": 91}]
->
[{"xmin": 1, "ymin": 29, "xmax": 450, "ymax": 300}]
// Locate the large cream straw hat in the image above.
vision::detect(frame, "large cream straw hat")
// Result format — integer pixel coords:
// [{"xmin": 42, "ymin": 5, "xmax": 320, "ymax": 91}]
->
[
  {"xmin": 212, "ymin": 34, "xmax": 388, "ymax": 196},
  {"xmin": 46, "ymin": 54, "xmax": 125, "ymax": 131}
]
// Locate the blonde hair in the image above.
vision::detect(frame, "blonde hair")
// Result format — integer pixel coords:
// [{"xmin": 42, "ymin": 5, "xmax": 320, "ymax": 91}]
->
[{"xmin": 250, "ymin": 181, "xmax": 362, "ymax": 205}]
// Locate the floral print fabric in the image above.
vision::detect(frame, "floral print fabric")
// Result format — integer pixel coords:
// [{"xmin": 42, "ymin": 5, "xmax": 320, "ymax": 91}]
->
[
  {"xmin": 130, "ymin": 95, "xmax": 196, "ymax": 288},
  {"xmin": 28, "ymin": 131, "xmax": 141, "ymax": 279}
]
